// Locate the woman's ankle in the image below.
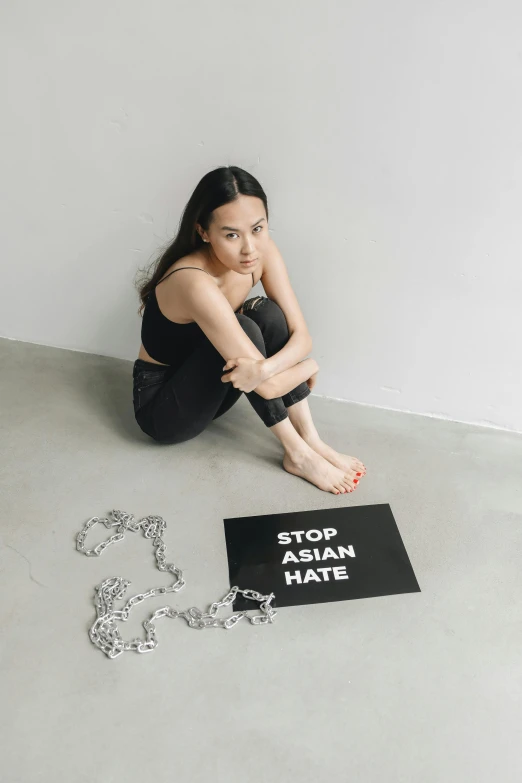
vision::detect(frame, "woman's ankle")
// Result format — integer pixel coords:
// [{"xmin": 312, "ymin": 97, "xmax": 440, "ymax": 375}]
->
[{"xmin": 269, "ymin": 417, "xmax": 310, "ymax": 458}]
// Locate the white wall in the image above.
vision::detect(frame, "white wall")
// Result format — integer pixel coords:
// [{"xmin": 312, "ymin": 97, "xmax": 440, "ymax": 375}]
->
[{"xmin": 2, "ymin": 1, "xmax": 521, "ymax": 433}]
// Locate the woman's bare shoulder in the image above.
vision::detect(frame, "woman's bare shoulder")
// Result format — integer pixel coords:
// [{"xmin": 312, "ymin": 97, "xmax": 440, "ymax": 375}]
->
[
  {"xmin": 155, "ymin": 250, "xmax": 214, "ymax": 323},
  {"xmin": 158, "ymin": 249, "xmax": 209, "ymax": 282}
]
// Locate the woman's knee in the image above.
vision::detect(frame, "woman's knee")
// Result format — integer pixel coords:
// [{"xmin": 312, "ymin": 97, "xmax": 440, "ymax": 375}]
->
[{"xmin": 241, "ymin": 296, "xmax": 288, "ymax": 331}]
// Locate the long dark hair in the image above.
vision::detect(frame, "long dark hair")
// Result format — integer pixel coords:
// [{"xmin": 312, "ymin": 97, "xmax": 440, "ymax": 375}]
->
[{"xmin": 134, "ymin": 166, "xmax": 269, "ymax": 316}]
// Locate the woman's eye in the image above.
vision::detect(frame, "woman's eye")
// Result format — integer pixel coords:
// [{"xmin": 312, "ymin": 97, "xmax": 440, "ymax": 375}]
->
[{"xmin": 226, "ymin": 226, "xmax": 263, "ymax": 239}]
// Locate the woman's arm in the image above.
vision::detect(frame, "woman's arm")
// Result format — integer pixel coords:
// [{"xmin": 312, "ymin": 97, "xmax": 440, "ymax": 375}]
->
[
  {"xmin": 258, "ymin": 358, "xmax": 318, "ymax": 400},
  {"xmin": 262, "ymin": 330, "xmax": 313, "ymax": 377}
]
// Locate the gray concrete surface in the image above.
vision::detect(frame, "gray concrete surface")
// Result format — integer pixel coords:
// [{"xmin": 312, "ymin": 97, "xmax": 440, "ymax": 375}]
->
[{"xmin": 1, "ymin": 336, "xmax": 521, "ymax": 783}]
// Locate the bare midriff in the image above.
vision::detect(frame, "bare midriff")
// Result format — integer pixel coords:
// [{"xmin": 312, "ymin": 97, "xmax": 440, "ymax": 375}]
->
[{"xmin": 137, "ymin": 346, "xmax": 170, "ymax": 365}]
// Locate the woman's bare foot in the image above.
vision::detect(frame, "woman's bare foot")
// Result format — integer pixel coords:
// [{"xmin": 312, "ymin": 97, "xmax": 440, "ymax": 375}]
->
[
  {"xmin": 283, "ymin": 444, "xmax": 356, "ymax": 495},
  {"xmin": 300, "ymin": 435, "xmax": 366, "ymax": 487}
]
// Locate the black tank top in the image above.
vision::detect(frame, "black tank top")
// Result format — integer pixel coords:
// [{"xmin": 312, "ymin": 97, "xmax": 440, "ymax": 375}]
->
[{"xmin": 141, "ymin": 267, "xmax": 255, "ymax": 367}]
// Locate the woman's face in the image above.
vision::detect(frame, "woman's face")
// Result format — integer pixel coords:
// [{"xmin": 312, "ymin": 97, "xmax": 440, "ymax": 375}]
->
[{"xmin": 201, "ymin": 194, "xmax": 269, "ymax": 275}]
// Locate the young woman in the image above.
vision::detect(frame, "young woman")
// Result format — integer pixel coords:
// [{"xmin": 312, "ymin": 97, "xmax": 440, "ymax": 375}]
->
[{"xmin": 134, "ymin": 166, "xmax": 366, "ymax": 495}]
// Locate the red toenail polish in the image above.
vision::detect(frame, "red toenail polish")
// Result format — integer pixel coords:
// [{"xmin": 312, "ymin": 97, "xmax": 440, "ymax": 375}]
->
[{"xmin": 356, "ymin": 472, "xmax": 362, "ymax": 476}]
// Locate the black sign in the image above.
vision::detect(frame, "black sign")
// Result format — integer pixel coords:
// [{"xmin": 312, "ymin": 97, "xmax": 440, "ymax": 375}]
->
[{"xmin": 224, "ymin": 503, "xmax": 420, "ymax": 611}]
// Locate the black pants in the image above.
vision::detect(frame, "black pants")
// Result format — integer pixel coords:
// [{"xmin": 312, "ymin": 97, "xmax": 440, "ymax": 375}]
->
[{"xmin": 132, "ymin": 296, "xmax": 312, "ymax": 444}]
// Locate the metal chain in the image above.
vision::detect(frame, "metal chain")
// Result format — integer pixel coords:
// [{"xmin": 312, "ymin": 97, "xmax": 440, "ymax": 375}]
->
[{"xmin": 76, "ymin": 509, "xmax": 277, "ymax": 658}]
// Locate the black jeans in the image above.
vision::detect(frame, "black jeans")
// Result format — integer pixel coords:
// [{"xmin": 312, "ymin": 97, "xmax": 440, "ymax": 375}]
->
[{"xmin": 132, "ymin": 296, "xmax": 312, "ymax": 444}]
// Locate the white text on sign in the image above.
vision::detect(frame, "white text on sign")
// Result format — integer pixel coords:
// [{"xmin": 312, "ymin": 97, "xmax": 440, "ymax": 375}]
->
[{"xmin": 277, "ymin": 528, "xmax": 356, "ymax": 585}]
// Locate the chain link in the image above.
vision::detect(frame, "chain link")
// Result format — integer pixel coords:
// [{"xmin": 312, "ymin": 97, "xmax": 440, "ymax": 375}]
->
[{"xmin": 76, "ymin": 509, "xmax": 277, "ymax": 658}]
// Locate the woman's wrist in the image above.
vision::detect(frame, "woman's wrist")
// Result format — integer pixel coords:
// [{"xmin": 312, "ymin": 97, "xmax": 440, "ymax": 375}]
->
[
  {"xmin": 262, "ymin": 356, "xmax": 316, "ymax": 382},
  {"xmin": 261, "ymin": 357, "xmax": 275, "ymax": 382},
  {"xmin": 264, "ymin": 357, "xmax": 318, "ymax": 400}
]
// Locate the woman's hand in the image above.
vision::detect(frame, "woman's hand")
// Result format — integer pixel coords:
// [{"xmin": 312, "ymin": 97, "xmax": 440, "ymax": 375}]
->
[{"xmin": 221, "ymin": 357, "xmax": 269, "ymax": 394}]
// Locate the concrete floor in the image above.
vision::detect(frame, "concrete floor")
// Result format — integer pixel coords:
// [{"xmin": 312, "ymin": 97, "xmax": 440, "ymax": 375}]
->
[{"xmin": 1, "ymin": 335, "xmax": 521, "ymax": 783}]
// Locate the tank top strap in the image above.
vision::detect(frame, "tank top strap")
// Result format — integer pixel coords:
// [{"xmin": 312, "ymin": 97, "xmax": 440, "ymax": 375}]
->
[
  {"xmin": 156, "ymin": 267, "xmax": 212, "ymax": 289},
  {"xmin": 147, "ymin": 266, "xmax": 254, "ymax": 301}
]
